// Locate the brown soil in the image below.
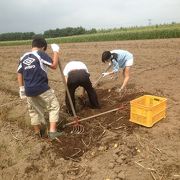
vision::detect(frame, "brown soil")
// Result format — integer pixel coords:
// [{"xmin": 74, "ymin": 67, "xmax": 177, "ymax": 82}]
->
[{"xmin": 0, "ymin": 39, "xmax": 180, "ymax": 180}]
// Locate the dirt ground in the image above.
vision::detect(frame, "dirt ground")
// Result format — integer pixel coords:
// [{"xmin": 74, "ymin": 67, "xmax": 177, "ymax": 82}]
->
[{"xmin": 0, "ymin": 38, "xmax": 180, "ymax": 180}]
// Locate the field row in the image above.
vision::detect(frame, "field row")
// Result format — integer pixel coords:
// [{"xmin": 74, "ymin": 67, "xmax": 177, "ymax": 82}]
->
[{"xmin": 0, "ymin": 24, "xmax": 180, "ymax": 46}]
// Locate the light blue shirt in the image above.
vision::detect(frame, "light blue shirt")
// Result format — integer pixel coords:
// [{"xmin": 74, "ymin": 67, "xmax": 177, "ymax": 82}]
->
[{"xmin": 111, "ymin": 50, "xmax": 133, "ymax": 73}]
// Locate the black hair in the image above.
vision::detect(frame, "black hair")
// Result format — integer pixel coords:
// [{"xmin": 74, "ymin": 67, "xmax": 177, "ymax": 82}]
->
[
  {"xmin": 102, "ymin": 51, "xmax": 118, "ymax": 63},
  {"xmin": 32, "ymin": 35, "xmax": 47, "ymax": 51},
  {"xmin": 111, "ymin": 53, "xmax": 118, "ymax": 62},
  {"xmin": 102, "ymin": 51, "xmax": 111, "ymax": 63}
]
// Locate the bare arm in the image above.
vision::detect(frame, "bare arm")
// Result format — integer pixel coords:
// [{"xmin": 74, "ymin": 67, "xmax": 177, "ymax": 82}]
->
[
  {"xmin": 64, "ymin": 76, "xmax": 68, "ymax": 83},
  {"xmin": 50, "ymin": 44, "xmax": 60, "ymax": 69},
  {"xmin": 17, "ymin": 73, "xmax": 24, "ymax": 86},
  {"xmin": 107, "ymin": 71, "xmax": 115, "ymax": 75},
  {"xmin": 103, "ymin": 70, "xmax": 115, "ymax": 76},
  {"xmin": 50, "ymin": 52, "xmax": 59, "ymax": 69},
  {"xmin": 81, "ymin": 88, "xmax": 86, "ymax": 97}
]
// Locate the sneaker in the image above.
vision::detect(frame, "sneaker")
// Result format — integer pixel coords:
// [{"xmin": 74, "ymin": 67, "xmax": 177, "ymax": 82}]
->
[
  {"xmin": 40, "ymin": 127, "xmax": 48, "ymax": 138},
  {"xmin": 48, "ymin": 131, "xmax": 63, "ymax": 140},
  {"xmin": 91, "ymin": 104, "xmax": 101, "ymax": 109}
]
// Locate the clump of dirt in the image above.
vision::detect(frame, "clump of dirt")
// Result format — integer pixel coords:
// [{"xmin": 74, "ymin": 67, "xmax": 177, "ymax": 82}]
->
[
  {"xmin": 1, "ymin": 39, "xmax": 180, "ymax": 180},
  {"xmin": 53, "ymin": 88, "xmax": 145, "ymax": 160}
]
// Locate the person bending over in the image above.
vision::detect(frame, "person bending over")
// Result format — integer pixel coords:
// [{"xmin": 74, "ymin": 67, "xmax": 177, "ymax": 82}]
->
[
  {"xmin": 63, "ymin": 60, "xmax": 100, "ymax": 114},
  {"xmin": 101, "ymin": 49, "xmax": 134, "ymax": 92}
]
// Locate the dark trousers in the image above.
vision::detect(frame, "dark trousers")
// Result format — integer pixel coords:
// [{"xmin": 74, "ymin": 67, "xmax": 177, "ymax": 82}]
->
[{"xmin": 65, "ymin": 70, "xmax": 99, "ymax": 114}]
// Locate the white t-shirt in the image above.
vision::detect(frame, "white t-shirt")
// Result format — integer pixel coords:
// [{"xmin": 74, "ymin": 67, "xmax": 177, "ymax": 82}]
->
[{"xmin": 63, "ymin": 61, "xmax": 89, "ymax": 76}]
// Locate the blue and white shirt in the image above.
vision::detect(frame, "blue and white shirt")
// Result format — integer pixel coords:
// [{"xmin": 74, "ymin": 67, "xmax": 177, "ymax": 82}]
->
[
  {"xmin": 17, "ymin": 50, "xmax": 52, "ymax": 96},
  {"xmin": 111, "ymin": 50, "xmax": 133, "ymax": 73}
]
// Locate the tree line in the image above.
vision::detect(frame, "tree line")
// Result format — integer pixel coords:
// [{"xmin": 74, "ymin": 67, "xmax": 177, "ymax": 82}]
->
[{"xmin": 0, "ymin": 27, "xmax": 97, "ymax": 41}]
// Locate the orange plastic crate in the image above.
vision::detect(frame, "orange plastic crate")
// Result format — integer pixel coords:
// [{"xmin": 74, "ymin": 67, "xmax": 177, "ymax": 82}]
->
[{"xmin": 130, "ymin": 95, "xmax": 167, "ymax": 127}]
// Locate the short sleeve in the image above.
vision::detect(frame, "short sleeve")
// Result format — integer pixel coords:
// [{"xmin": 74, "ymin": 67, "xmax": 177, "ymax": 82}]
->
[
  {"xmin": 17, "ymin": 61, "xmax": 23, "ymax": 74},
  {"xmin": 37, "ymin": 51, "xmax": 52, "ymax": 66}
]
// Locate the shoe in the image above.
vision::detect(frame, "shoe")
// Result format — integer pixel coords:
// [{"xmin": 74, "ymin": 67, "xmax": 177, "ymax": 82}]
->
[
  {"xmin": 34, "ymin": 129, "xmax": 47, "ymax": 139},
  {"xmin": 48, "ymin": 131, "xmax": 64, "ymax": 140},
  {"xmin": 91, "ymin": 104, "xmax": 101, "ymax": 109}
]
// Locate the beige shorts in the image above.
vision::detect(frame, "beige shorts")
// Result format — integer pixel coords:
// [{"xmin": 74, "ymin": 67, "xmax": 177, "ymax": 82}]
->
[{"xmin": 27, "ymin": 89, "xmax": 60, "ymax": 125}]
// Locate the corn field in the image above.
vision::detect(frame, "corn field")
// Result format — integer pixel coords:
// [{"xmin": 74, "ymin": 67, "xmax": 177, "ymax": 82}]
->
[{"xmin": 0, "ymin": 23, "xmax": 180, "ymax": 46}]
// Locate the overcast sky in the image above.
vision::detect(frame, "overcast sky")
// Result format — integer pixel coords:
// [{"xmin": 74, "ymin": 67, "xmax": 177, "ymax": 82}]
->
[{"xmin": 0, "ymin": 0, "xmax": 179, "ymax": 34}]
